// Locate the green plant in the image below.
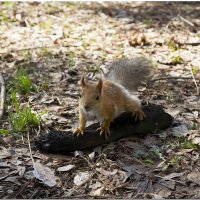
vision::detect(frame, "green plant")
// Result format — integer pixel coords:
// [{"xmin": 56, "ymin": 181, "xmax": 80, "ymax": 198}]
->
[
  {"xmin": 167, "ymin": 40, "xmax": 179, "ymax": 51},
  {"xmin": 192, "ymin": 122, "xmax": 198, "ymax": 130},
  {"xmin": 173, "ymin": 55, "xmax": 183, "ymax": 64},
  {"xmin": 133, "ymin": 150, "xmax": 149, "ymax": 159},
  {"xmin": 38, "ymin": 47, "xmax": 53, "ymax": 58},
  {"xmin": 0, "ymin": 67, "xmax": 40, "ymax": 135},
  {"xmin": 192, "ymin": 66, "xmax": 198, "ymax": 75},
  {"xmin": 6, "ymin": 92, "xmax": 40, "ymax": 133},
  {"xmin": 170, "ymin": 48, "xmax": 184, "ymax": 64},
  {"xmin": 162, "ymin": 155, "xmax": 181, "ymax": 172},
  {"xmin": 2, "ymin": 2, "xmax": 16, "ymax": 6},
  {"xmin": 180, "ymin": 139, "xmax": 198, "ymax": 149},
  {"xmin": 39, "ymin": 18, "xmax": 52, "ymax": 31},
  {"xmin": 143, "ymin": 19, "xmax": 152, "ymax": 25},
  {"xmin": 133, "ymin": 150, "xmax": 154, "ymax": 164},
  {"xmin": 86, "ymin": 64, "xmax": 100, "ymax": 73},
  {"xmin": 9, "ymin": 106, "xmax": 40, "ymax": 132},
  {"xmin": 0, "ymin": 11, "xmax": 8, "ymax": 23},
  {"xmin": 13, "ymin": 69, "xmax": 36, "ymax": 95},
  {"xmin": 23, "ymin": 51, "xmax": 32, "ymax": 62},
  {"xmin": 0, "ymin": 129, "xmax": 9, "ymax": 134},
  {"xmin": 149, "ymin": 145, "xmax": 165, "ymax": 161}
]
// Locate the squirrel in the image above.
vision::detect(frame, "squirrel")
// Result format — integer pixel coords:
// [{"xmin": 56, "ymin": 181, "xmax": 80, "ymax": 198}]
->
[{"xmin": 74, "ymin": 55, "xmax": 154, "ymax": 139}]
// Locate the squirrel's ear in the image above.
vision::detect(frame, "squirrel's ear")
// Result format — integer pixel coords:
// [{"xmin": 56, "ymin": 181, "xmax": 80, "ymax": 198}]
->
[
  {"xmin": 80, "ymin": 77, "xmax": 86, "ymax": 87},
  {"xmin": 97, "ymin": 79, "xmax": 103, "ymax": 92}
]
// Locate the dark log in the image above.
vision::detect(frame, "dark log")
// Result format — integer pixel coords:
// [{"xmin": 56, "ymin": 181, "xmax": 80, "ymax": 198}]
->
[{"xmin": 35, "ymin": 105, "xmax": 173, "ymax": 154}]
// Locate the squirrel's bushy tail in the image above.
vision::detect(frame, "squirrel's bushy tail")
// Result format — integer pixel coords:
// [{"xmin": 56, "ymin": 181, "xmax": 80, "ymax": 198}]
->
[{"xmin": 106, "ymin": 56, "xmax": 154, "ymax": 91}]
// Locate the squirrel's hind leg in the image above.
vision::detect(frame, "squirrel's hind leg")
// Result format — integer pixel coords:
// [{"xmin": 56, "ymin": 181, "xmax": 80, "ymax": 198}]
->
[{"xmin": 125, "ymin": 98, "xmax": 145, "ymax": 121}]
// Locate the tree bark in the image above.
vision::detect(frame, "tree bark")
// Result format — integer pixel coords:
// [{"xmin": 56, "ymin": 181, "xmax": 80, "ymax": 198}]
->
[{"xmin": 35, "ymin": 105, "xmax": 173, "ymax": 154}]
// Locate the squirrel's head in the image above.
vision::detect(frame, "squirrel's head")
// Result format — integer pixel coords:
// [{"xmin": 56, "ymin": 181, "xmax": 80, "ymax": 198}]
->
[{"xmin": 79, "ymin": 77, "xmax": 103, "ymax": 112}]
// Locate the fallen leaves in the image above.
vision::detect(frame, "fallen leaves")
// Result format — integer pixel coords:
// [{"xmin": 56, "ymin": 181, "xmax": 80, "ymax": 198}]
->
[
  {"xmin": 1, "ymin": 1, "xmax": 200, "ymax": 199},
  {"xmin": 33, "ymin": 160, "xmax": 60, "ymax": 187},
  {"xmin": 187, "ymin": 172, "xmax": 200, "ymax": 186},
  {"xmin": 73, "ymin": 171, "xmax": 91, "ymax": 186},
  {"xmin": 57, "ymin": 164, "xmax": 75, "ymax": 172},
  {"xmin": 0, "ymin": 147, "xmax": 12, "ymax": 159}
]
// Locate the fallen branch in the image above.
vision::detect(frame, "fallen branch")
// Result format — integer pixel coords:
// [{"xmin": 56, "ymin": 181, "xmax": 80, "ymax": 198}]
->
[
  {"xmin": 0, "ymin": 73, "xmax": 5, "ymax": 119},
  {"xmin": 35, "ymin": 105, "xmax": 173, "ymax": 154}
]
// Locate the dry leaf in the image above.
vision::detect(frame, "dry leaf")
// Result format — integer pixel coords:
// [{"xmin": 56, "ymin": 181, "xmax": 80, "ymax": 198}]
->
[
  {"xmin": 5, "ymin": 176, "xmax": 21, "ymax": 185},
  {"xmin": 33, "ymin": 161, "xmax": 59, "ymax": 187},
  {"xmin": 57, "ymin": 164, "xmax": 75, "ymax": 172},
  {"xmin": 0, "ymin": 148, "xmax": 12, "ymax": 159},
  {"xmin": 157, "ymin": 187, "xmax": 172, "ymax": 198},
  {"xmin": 172, "ymin": 124, "xmax": 188, "ymax": 137},
  {"xmin": 24, "ymin": 170, "xmax": 34, "ymax": 180},
  {"xmin": 187, "ymin": 172, "xmax": 200, "ymax": 185},
  {"xmin": 90, "ymin": 186, "xmax": 105, "ymax": 196},
  {"xmin": 73, "ymin": 171, "xmax": 90, "ymax": 186}
]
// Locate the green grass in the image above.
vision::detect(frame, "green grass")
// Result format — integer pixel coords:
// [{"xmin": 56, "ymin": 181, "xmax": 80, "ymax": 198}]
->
[
  {"xmin": 9, "ymin": 105, "xmax": 40, "ymax": 133},
  {"xmin": 133, "ymin": 147, "xmax": 164, "ymax": 164},
  {"xmin": 149, "ymin": 145, "xmax": 165, "ymax": 161},
  {"xmin": 133, "ymin": 150, "xmax": 149, "ymax": 159},
  {"xmin": 37, "ymin": 47, "xmax": 53, "ymax": 58},
  {"xmin": 8, "ymin": 68, "xmax": 36, "ymax": 95},
  {"xmin": 167, "ymin": 40, "xmax": 179, "ymax": 51},
  {"xmin": 0, "ymin": 11, "xmax": 9, "ymax": 23},
  {"xmin": 38, "ymin": 18, "xmax": 52, "ymax": 32},
  {"xmin": 15, "ymin": 69, "xmax": 35, "ymax": 94},
  {"xmin": 172, "ymin": 55, "xmax": 183, "ymax": 64},
  {"xmin": 0, "ymin": 92, "xmax": 40, "ymax": 135},
  {"xmin": 2, "ymin": 2, "xmax": 16, "ymax": 6},
  {"xmin": 192, "ymin": 66, "xmax": 198, "ymax": 75},
  {"xmin": 180, "ymin": 139, "xmax": 198, "ymax": 149},
  {"xmin": 86, "ymin": 64, "xmax": 100, "ymax": 72},
  {"xmin": 0, "ymin": 69, "xmax": 40, "ymax": 135},
  {"xmin": 162, "ymin": 155, "xmax": 181, "ymax": 172},
  {"xmin": 143, "ymin": 19, "xmax": 152, "ymax": 25}
]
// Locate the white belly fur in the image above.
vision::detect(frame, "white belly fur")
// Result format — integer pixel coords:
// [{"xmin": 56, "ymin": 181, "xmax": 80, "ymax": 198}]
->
[{"xmin": 82, "ymin": 108, "xmax": 103, "ymax": 122}]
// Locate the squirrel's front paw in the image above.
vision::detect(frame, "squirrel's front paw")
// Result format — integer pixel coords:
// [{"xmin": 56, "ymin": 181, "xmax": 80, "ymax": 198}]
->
[
  {"xmin": 97, "ymin": 125, "xmax": 110, "ymax": 140},
  {"xmin": 73, "ymin": 127, "xmax": 84, "ymax": 137},
  {"xmin": 134, "ymin": 109, "xmax": 146, "ymax": 121}
]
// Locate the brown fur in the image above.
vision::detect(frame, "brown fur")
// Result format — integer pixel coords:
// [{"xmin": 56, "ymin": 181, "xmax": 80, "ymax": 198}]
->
[{"xmin": 74, "ymin": 77, "xmax": 145, "ymax": 139}]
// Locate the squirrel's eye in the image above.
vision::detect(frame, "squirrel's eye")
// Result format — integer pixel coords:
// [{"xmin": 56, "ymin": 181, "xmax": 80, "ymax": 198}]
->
[{"xmin": 96, "ymin": 95, "xmax": 99, "ymax": 100}]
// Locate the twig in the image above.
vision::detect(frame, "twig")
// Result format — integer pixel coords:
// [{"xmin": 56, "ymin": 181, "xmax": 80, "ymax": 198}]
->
[
  {"xmin": 27, "ymin": 131, "xmax": 35, "ymax": 165},
  {"xmin": 179, "ymin": 15, "xmax": 194, "ymax": 27},
  {"xmin": 133, "ymin": 179, "xmax": 150, "ymax": 198},
  {"xmin": 151, "ymin": 76, "xmax": 193, "ymax": 82},
  {"xmin": 154, "ymin": 174, "xmax": 186, "ymax": 185},
  {"xmin": 29, "ymin": 189, "xmax": 39, "ymax": 199},
  {"xmin": 0, "ymin": 73, "xmax": 5, "ymax": 119},
  {"xmin": 14, "ymin": 179, "xmax": 33, "ymax": 198},
  {"xmin": 80, "ymin": 155, "xmax": 115, "ymax": 194},
  {"xmin": 190, "ymin": 65, "xmax": 199, "ymax": 95}
]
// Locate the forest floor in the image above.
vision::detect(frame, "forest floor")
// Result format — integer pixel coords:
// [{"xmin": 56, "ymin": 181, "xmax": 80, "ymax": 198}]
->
[{"xmin": 0, "ymin": 2, "xmax": 200, "ymax": 199}]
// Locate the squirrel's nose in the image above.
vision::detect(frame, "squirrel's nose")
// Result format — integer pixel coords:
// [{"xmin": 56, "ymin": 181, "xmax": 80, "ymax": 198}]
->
[{"xmin": 84, "ymin": 106, "xmax": 90, "ymax": 111}]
